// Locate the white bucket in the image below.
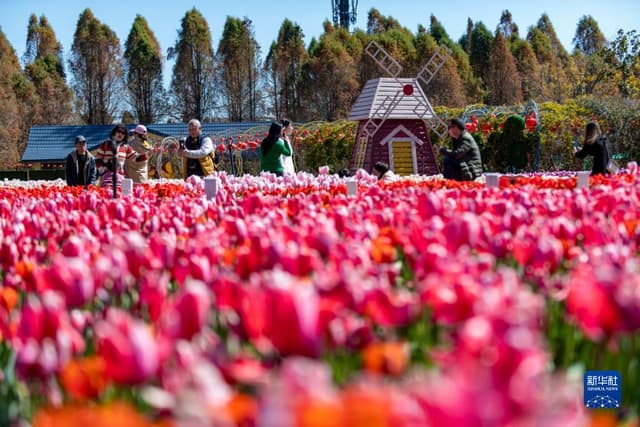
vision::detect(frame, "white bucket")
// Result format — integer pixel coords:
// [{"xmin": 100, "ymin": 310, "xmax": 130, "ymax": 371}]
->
[
  {"xmin": 485, "ymin": 173, "xmax": 500, "ymax": 188},
  {"xmin": 576, "ymin": 171, "xmax": 590, "ymax": 189},
  {"xmin": 204, "ymin": 177, "xmax": 219, "ymax": 200}
]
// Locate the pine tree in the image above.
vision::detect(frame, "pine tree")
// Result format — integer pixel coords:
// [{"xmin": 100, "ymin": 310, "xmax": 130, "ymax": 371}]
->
[
  {"xmin": 428, "ymin": 15, "xmax": 481, "ymax": 103},
  {"xmin": 265, "ymin": 19, "xmax": 307, "ymax": 120},
  {"xmin": 469, "ymin": 21, "xmax": 494, "ymax": 90},
  {"xmin": 366, "ymin": 8, "xmax": 401, "ymax": 34},
  {"xmin": 498, "ymin": 10, "xmax": 519, "ymax": 40},
  {"xmin": 168, "ymin": 8, "xmax": 216, "ymax": 121},
  {"xmin": 527, "ymin": 14, "xmax": 574, "ymax": 102},
  {"xmin": 0, "ymin": 30, "xmax": 36, "ymax": 167},
  {"xmin": 512, "ymin": 39, "xmax": 544, "ymax": 100},
  {"xmin": 486, "ymin": 31, "xmax": 522, "ymax": 105},
  {"xmin": 303, "ymin": 22, "xmax": 359, "ymax": 120},
  {"xmin": 69, "ymin": 9, "xmax": 124, "ymax": 124},
  {"xmin": 571, "ymin": 16, "xmax": 615, "ymax": 96},
  {"xmin": 573, "ymin": 15, "xmax": 606, "ymax": 55},
  {"xmin": 124, "ymin": 15, "xmax": 166, "ymax": 123},
  {"xmin": 218, "ymin": 17, "xmax": 262, "ymax": 121},
  {"xmin": 459, "ymin": 18, "xmax": 474, "ymax": 55},
  {"xmin": 414, "ymin": 25, "xmax": 465, "ymax": 107},
  {"xmin": 23, "ymin": 14, "xmax": 73, "ymax": 124}
]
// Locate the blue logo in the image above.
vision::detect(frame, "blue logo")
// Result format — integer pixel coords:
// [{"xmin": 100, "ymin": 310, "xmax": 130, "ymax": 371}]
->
[{"xmin": 584, "ymin": 370, "xmax": 621, "ymax": 409}]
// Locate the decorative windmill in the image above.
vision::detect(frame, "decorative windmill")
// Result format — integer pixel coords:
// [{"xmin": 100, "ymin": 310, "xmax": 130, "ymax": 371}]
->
[{"xmin": 348, "ymin": 40, "xmax": 451, "ymax": 176}]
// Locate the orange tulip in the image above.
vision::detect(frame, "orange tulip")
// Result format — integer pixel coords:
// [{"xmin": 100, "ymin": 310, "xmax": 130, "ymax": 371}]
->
[
  {"xmin": 222, "ymin": 392, "xmax": 258, "ymax": 426},
  {"xmin": 369, "ymin": 236, "xmax": 396, "ymax": 264},
  {"xmin": 33, "ymin": 402, "xmax": 154, "ymax": 427},
  {"xmin": 341, "ymin": 386, "xmax": 389, "ymax": 427},
  {"xmin": 362, "ymin": 341, "xmax": 410, "ymax": 376},
  {"xmin": 0, "ymin": 286, "xmax": 19, "ymax": 312},
  {"xmin": 59, "ymin": 356, "xmax": 109, "ymax": 401},
  {"xmin": 296, "ymin": 397, "xmax": 345, "ymax": 427}
]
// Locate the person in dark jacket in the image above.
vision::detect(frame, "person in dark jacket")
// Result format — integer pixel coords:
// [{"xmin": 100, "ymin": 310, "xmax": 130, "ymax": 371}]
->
[
  {"xmin": 574, "ymin": 121, "xmax": 610, "ymax": 175},
  {"xmin": 439, "ymin": 118, "xmax": 483, "ymax": 181},
  {"xmin": 65, "ymin": 135, "xmax": 97, "ymax": 187}
]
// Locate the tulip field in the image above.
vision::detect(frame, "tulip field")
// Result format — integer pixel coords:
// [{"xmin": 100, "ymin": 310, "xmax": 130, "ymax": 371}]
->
[{"xmin": 1, "ymin": 168, "xmax": 640, "ymax": 426}]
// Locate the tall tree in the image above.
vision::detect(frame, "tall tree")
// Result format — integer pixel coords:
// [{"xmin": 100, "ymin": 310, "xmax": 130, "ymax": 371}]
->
[
  {"xmin": 431, "ymin": 15, "xmax": 482, "ymax": 103},
  {"xmin": 366, "ymin": 8, "xmax": 401, "ymax": 34},
  {"xmin": 69, "ymin": 9, "xmax": 124, "ymax": 124},
  {"xmin": 607, "ymin": 29, "xmax": 640, "ymax": 98},
  {"xmin": 303, "ymin": 22, "xmax": 359, "ymax": 120},
  {"xmin": 124, "ymin": 15, "xmax": 166, "ymax": 123},
  {"xmin": 571, "ymin": 16, "xmax": 615, "ymax": 96},
  {"xmin": 486, "ymin": 31, "xmax": 522, "ymax": 105},
  {"xmin": 498, "ymin": 10, "xmax": 519, "ymax": 40},
  {"xmin": 23, "ymin": 14, "xmax": 73, "ymax": 124},
  {"xmin": 573, "ymin": 15, "xmax": 606, "ymax": 55},
  {"xmin": 217, "ymin": 17, "xmax": 262, "ymax": 121},
  {"xmin": 265, "ymin": 19, "xmax": 307, "ymax": 120},
  {"xmin": 414, "ymin": 25, "xmax": 465, "ymax": 107},
  {"xmin": 0, "ymin": 30, "xmax": 36, "ymax": 167},
  {"xmin": 469, "ymin": 21, "xmax": 494, "ymax": 87},
  {"xmin": 460, "ymin": 18, "xmax": 473, "ymax": 54},
  {"xmin": 168, "ymin": 8, "xmax": 216, "ymax": 121},
  {"xmin": 512, "ymin": 39, "xmax": 544, "ymax": 100},
  {"xmin": 528, "ymin": 14, "xmax": 574, "ymax": 101}
]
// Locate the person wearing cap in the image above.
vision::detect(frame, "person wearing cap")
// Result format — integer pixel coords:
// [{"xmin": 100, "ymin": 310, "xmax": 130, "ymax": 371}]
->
[
  {"xmin": 178, "ymin": 119, "xmax": 216, "ymax": 178},
  {"xmin": 125, "ymin": 124, "xmax": 153, "ymax": 183},
  {"xmin": 439, "ymin": 118, "xmax": 483, "ymax": 181},
  {"xmin": 65, "ymin": 135, "xmax": 97, "ymax": 187}
]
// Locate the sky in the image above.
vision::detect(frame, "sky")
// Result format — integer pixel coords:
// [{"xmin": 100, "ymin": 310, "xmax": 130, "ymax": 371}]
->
[{"xmin": 1, "ymin": 0, "xmax": 639, "ymax": 86}]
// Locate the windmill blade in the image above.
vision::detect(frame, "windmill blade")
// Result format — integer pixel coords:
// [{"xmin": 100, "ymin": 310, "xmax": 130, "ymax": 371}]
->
[
  {"xmin": 359, "ymin": 90, "xmax": 405, "ymax": 139},
  {"xmin": 424, "ymin": 116, "xmax": 449, "ymax": 139},
  {"xmin": 416, "ymin": 45, "xmax": 451, "ymax": 87},
  {"xmin": 365, "ymin": 40, "xmax": 403, "ymax": 77}
]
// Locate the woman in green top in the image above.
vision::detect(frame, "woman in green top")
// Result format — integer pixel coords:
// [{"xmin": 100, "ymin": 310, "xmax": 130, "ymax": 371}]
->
[{"xmin": 260, "ymin": 122, "xmax": 291, "ymax": 176}]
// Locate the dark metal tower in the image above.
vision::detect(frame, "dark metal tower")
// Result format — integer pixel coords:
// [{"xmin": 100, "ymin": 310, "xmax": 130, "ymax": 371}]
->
[{"xmin": 332, "ymin": 0, "xmax": 358, "ymax": 30}]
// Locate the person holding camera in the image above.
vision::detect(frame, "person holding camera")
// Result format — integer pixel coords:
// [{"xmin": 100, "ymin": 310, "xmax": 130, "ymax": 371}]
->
[
  {"xmin": 178, "ymin": 119, "xmax": 215, "ymax": 178},
  {"xmin": 260, "ymin": 122, "xmax": 291, "ymax": 176}
]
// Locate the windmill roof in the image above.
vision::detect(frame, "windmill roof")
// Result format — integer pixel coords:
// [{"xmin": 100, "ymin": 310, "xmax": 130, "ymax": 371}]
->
[
  {"xmin": 21, "ymin": 122, "xmax": 271, "ymax": 162},
  {"xmin": 348, "ymin": 78, "xmax": 436, "ymax": 122}
]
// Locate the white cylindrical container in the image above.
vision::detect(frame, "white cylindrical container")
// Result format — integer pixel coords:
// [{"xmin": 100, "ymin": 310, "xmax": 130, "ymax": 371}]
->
[
  {"xmin": 576, "ymin": 171, "xmax": 590, "ymax": 189},
  {"xmin": 204, "ymin": 176, "xmax": 219, "ymax": 200},
  {"xmin": 485, "ymin": 173, "xmax": 500, "ymax": 188},
  {"xmin": 122, "ymin": 178, "xmax": 133, "ymax": 196},
  {"xmin": 346, "ymin": 180, "xmax": 358, "ymax": 196}
]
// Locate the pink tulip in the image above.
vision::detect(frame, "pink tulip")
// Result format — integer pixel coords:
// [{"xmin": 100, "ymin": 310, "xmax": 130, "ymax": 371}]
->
[
  {"xmin": 161, "ymin": 280, "xmax": 211, "ymax": 340},
  {"xmin": 96, "ymin": 308, "xmax": 160, "ymax": 385}
]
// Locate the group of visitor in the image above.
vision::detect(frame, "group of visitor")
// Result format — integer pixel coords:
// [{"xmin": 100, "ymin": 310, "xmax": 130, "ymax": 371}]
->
[
  {"xmin": 65, "ymin": 119, "xmax": 216, "ymax": 187},
  {"xmin": 438, "ymin": 117, "xmax": 611, "ymax": 181},
  {"xmin": 66, "ymin": 115, "xmax": 610, "ymax": 187}
]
